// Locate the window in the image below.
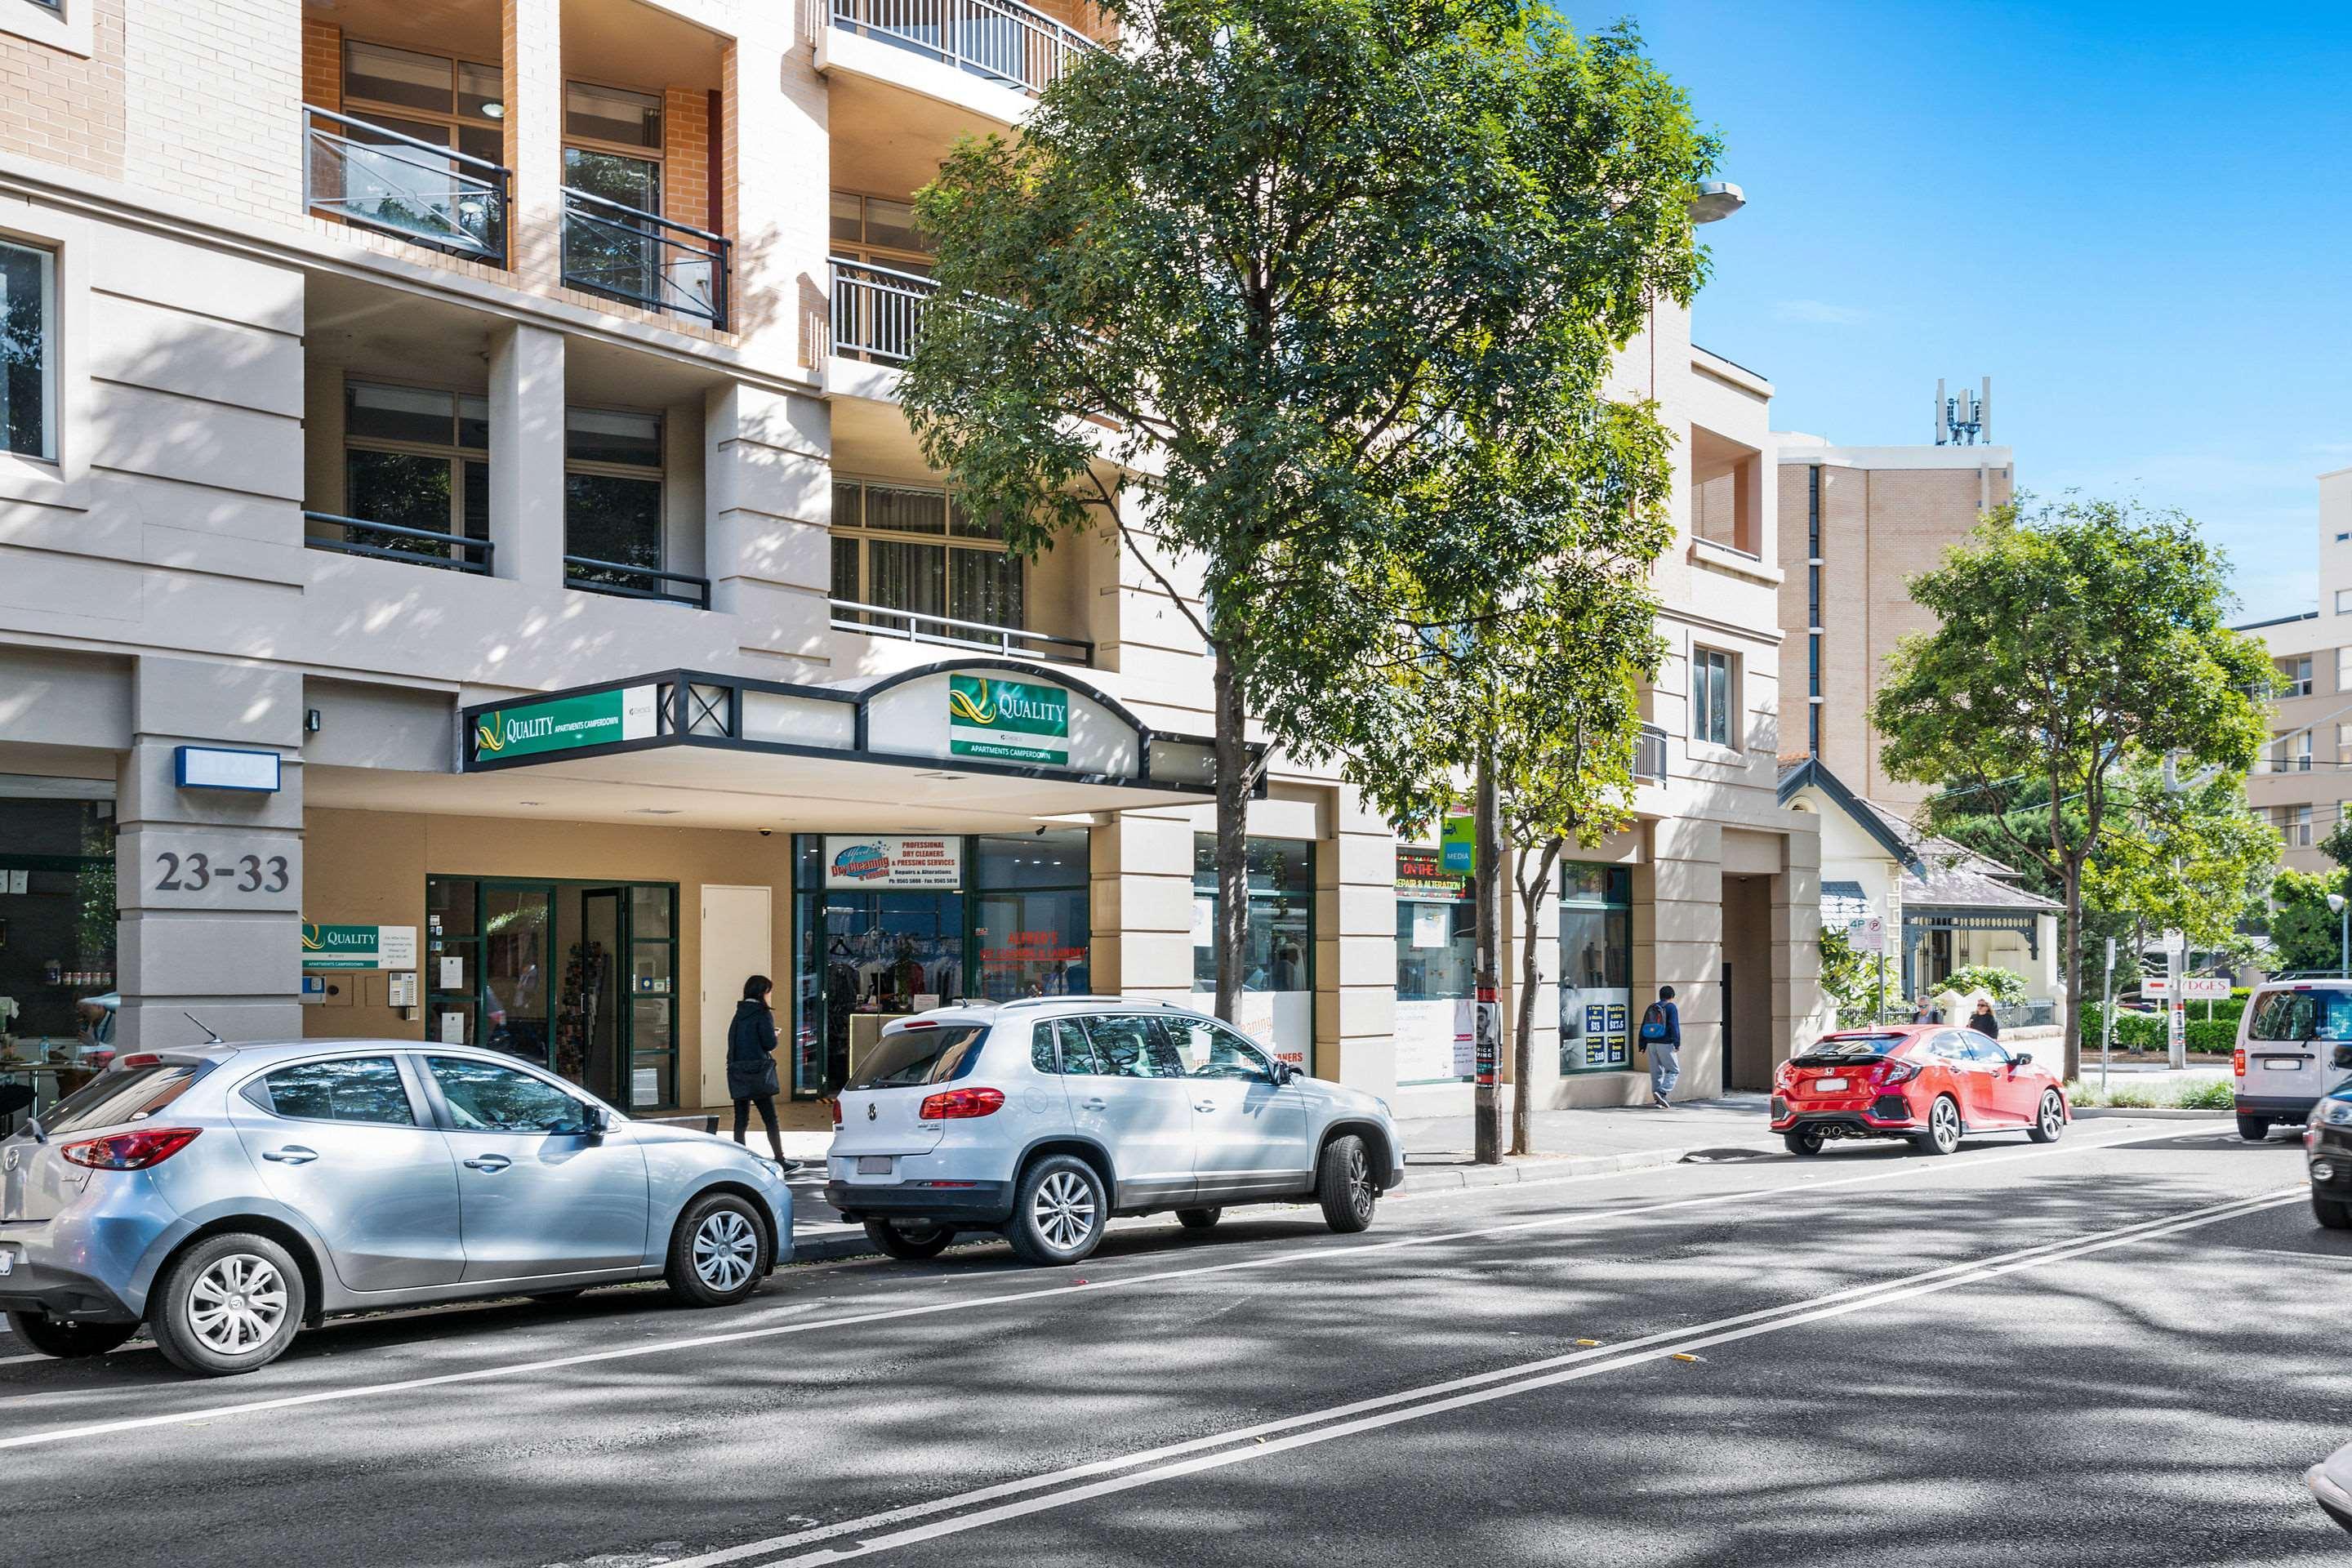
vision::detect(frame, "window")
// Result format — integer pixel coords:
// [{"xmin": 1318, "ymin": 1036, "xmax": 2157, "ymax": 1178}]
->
[
  {"xmin": 562, "ymin": 83, "xmax": 666, "ymax": 306},
  {"xmin": 1083, "ymin": 1015, "xmax": 1180, "ymax": 1078},
  {"xmin": 832, "ymin": 479, "xmax": 1024, "ymax": 633},
  {"xmin": 831, "ymin": 191, "xmax": 933, "ymax": 274},
  {"xmin": 2248, "ymin": 988, "xmax": 2352, "ymax": 1043},
  {"xmin": 564, "ymin": 407, "xmax": 665, "ymax": 590},
  {"xmin": 341, "ymin": 381, "xmax": 489, "ymax": 559},
  {"xmin": 2339, "ymin": 647, "xmax": 2352, "ymax": 693},
  {"xmin": 1053, "ymin": 1018, "xmax": 1107, "ymax": 1075},
  {"xmin": 2279, "ymin": 804, "xmax": 2314, "ymax": 847},
  {"xmin": 1692, "ymin": 647, "xmax": 1735, "ymax": 748},
  {"xmin": 252, "ymin": 1057, "xmax": 416, "ymax": 1125},
  {"xmin": 1962, "ymin": 1031, "xmax": 2009, "ymax": 1064},
  {"xmin": 1807, "ymin": 702, "xmax": 1820, "ymax": 755},
  {"xmin": 849, "ymin": 1024, "xmax": 988, "ymax": 1089},
  {"xmin": 1160, "ymin": 1016, "xmax": 1276, "ymax": 1080},
  {"xmin": 1807, "ymin": 635, "xmax": 1820, "ymax": 698},
  {"xmin": 1395, "ymin": 849, "xmax": 1474, "ymax": 1085},
  {"xmin": 1, "ymin": 238, "xmax": 55, "ymax": 460},
  {"xmin": 1806, "ymin": 564, "xmax": 1820, "ymax": 629},
  {"xmin": 2274, "ymin": 730, "xmax": 2314, "ymax": 773},
  {"xmin": 2336, "ymin": 589, "xmax": 2352, "ymax": 614},
  {"xmin": 42, "ymin": 1059, "xmax": 212, "ymax": 1136},
  {"xmin": 2278, "ymin": 656, "xmax": 2314, "ymax": 699},
  {"xmin": 1805, "ymin": 464, "xmax": 1820, "ymax": 558},
  {"xmin": 1559, "ymin": 863, "xmax": 1633, "ymax": 1074},
  {"xmin": 1191, "ymin": 835, "xmax": 1313, "ymax": 996},
  {"xmin": 341, "ymin": 41, "xmax": 505, "ymax": 165},
  {"xmin": 2337, "ymin": 724, "xmax": 2352, "ymax": 765},
  {"xmin": 425, "ymin": 1056, "xmax": 596, "ymax": 1134},
  {"xmin": 975, "ymin": 829, "xmax": 1090, "ymax": 1000}
]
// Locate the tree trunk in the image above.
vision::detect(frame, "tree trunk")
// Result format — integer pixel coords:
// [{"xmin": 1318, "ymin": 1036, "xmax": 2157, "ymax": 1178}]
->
[
  {"xmin": 1511, "ymin": 838, "xmax": 1564, "ymax": 1157},
  {"xmin": 1473, "ymin": 739, "xmax": 1502, "ymax": 1165},
  {"xmin": 1212, "ymin": 639, "xmax": 1249, "ymax": 1027},
  {"xmin": 2060, "ymin": 860, "xmax": 2084, "ymax": 1082}
]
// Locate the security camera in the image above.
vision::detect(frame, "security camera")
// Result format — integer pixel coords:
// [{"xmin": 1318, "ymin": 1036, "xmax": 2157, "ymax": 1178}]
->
[{"xmin": 758, "ymin": 828, "xmax": 773, "ymax": 837}]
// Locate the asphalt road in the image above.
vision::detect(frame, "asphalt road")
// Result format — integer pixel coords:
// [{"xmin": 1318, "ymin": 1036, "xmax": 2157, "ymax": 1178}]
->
[{"xmin": 4, "ymin": 1118, "xmax": 2346, "ymax": 1568}]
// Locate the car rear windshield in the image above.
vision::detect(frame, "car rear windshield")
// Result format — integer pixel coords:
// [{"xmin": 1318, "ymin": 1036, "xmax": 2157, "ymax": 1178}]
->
[
  {"xmin": 2247, "ymin": 989, "xmax": 2352, "ymax": 1043},
  {"xmin": 849, "ymin": 1025, "xmax": 990, "ymax": 1089},
  {"xmin": 1793, "ymin": 1034, "xmax": 1909, "ymax": 1064},
  {"xmin": 40, "ymin": 1058, "xmax": 215, "ymax": 1135}
]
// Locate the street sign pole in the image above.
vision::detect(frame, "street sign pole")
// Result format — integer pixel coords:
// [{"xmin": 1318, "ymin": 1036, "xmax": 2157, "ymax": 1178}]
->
[{"xmin": 2100, "ymin": 937, "xmax": 2115, "ymax": 1098}]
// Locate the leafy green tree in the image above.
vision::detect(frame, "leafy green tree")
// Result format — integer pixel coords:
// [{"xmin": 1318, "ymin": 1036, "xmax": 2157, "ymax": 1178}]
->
[
  {"xmin": 2269, "ymin": 867, "xmax": 2350, "ymax": 974},
  {"xmin": 2081, "ymin": 763, "xmax": 2277, "ymax": 953},
  {"xmin": 1873, "ymin": 497, "xmax": 2271, "ymax": 1079},
  {"xmin": 902, "ymin": 0, "xmax": 1717, "ymax": 1026},
  {"xmin": 1944, "ymin": 964, "xmax": 2026, "ymax": 1006},
  {"xmin": 1819, "ymin": 926, "xmax": 1901, "ymax": 1028},
  {"xmin": 2319, "ymin": 813, "xmax": 2352, "ymax": 873}
]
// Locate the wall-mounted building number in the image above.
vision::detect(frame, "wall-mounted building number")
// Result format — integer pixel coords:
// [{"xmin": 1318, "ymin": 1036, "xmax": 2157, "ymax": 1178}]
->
[{"xmin": 155, "ymin": 851, "xmax": 289, "ymax": 893}]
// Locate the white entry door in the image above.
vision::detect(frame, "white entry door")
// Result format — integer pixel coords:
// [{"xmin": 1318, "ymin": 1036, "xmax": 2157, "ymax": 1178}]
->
[{"xmin": 698, "ymin": 884, "xmax": 775, "ymax": 1107}]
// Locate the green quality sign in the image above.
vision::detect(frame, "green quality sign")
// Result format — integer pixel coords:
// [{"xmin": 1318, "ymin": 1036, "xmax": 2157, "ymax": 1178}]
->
[
  {"xmin": 947, "ymin": 675, "xmax": 1070, "ymax": 765},
  {"xmin": 472, "ymin": 684, "xmax": 657, "ymax": 763},
  {"xmin": 301, "ymin": 923, "xmax": 417, "ymax": 971}
]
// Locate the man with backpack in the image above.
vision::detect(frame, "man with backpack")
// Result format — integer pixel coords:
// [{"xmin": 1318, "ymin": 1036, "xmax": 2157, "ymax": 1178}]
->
[{"xmin": 1639, "ymin": 985, "xmax": 1682, "ymax": 1108}]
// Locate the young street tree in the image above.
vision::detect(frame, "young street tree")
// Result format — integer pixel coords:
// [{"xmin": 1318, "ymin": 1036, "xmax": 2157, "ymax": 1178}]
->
[
  {"xmin": 901, "ymin": 0, "xmax": 1715, "ymax": 1027},
  {"xmin": 1872, "ymin": 498, "xmax": 2271, "ymax": 1079}
]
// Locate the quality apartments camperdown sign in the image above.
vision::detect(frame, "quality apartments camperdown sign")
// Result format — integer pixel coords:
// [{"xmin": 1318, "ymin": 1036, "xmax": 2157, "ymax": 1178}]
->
[
  {"xmin": 471, "ymin": 685, "xmax": 658, "ymax": 764},
  {"xmin": 947, "ymin": 675, "xmax": 1070, "ymax": 765}
]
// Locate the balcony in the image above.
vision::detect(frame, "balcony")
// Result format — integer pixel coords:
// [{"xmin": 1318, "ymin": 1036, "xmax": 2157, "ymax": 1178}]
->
[
  {"xmin": 831, "ymin": 598, "xmax": 1092, "ymax": 664},
  {"xmin": 832, "ymin": 258, "xmax": 938, "ymax": 364},
  {"xmin": 305, "ymin": 512, "xmax": 495, "ymax": 574},
  {"xmin": 1634, "ymin": 723, "xmax": 1668, "ymax": 782},
  {"xmin": 560, "ymin": 188, "xmax": 732, "ymax": 330},
  {"xmin": 565, "ymin": 555, "xmax": 711, "ymax": 609},
  {"xmin": 829, "ymin": 0, "xmax": 1098, "ymax": 100},
  {"xmin": 304, "ymin": 106, "xmax": 509, "ymax": 265}
]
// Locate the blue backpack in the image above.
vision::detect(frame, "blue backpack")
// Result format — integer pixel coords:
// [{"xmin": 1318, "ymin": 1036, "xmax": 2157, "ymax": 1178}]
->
[{"xmin": 1638, "ymin": 1002, "xmax": 1670, "ymax": 1044}]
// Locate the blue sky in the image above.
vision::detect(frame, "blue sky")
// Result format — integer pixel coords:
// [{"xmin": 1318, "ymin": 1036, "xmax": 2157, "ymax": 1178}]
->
[{"xmin": 1606, "ymin": 1, "xmax": 2351, "ymax": 621}]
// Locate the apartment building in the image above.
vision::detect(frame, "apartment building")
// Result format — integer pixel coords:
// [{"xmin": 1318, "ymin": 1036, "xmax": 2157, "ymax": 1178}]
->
[
  {"xmin": 2240, "ymin": 465, "xmax": 2352, "ymax": 874},
  {"xmin": 0, "ymin": 0, "xmax": 1828, "ymax": 1122}
]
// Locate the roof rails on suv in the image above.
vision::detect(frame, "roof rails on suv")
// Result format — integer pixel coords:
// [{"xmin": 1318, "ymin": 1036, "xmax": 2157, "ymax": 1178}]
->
[{"xmin": 987, "ymin": 995, "xmax": 1184, "ymax": 1013}]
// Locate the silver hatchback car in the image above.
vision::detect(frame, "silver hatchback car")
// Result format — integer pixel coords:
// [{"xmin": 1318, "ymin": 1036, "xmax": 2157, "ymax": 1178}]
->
[
  {"xmin": 826, "ymin": 997, "xmax": 1405, "ymax": 1265},
  {"xmin": 0, "ymin": 1040, "xmax": 791, "ymax": 1376}
]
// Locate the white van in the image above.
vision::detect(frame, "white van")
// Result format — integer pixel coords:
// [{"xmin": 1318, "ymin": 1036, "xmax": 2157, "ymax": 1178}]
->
[{"xmin": 2234, "ymin": 980, "xmax": 2352, "ymax": 1141}]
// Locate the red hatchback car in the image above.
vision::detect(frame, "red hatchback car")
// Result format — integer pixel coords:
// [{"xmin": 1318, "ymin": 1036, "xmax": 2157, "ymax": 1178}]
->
[{"xmin": 1771, "ymin": 1024, "xmax": 2069, "ymax": 1156}]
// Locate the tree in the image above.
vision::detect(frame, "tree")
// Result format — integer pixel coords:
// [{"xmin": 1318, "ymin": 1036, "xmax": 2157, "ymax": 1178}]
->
[
  {"xmin": 2080, "ymin": 761, "xmax": 2277, "ymax": 955},
  {"xmin": 1873, "ymin": 497, "xmax": 2271, "ymax": 1080},
  {"xmin": 2319, "ymin": 813, "xmax": 2352, "ymax": 873},
  {"xmin": 902, "ymin": 0, "xmax": 1716, "ymax": 1031},
  {"xmin": 1943, "ymin": 964, "xmax": 2026, "ymax": 1006},
  {"xmin": 1818, "ymin": 926, "xmax": 1901, "ymax": 1028},
  {"xmin": 2269, "ymin": 867, "xmax": 2350, "ymax": 974}
]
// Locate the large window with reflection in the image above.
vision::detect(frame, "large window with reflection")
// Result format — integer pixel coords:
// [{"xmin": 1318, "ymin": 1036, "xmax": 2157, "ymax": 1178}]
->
[
  {"xmin": 1557, "ymin": 863, "xmax": 1633, "ymax": 1074},
  {"xmin": 831, "ymin": 479, "xmax": 1022, "ymax": 633},
  {"xmin": 564, "ymin": 408, "xmax": 665, "ymax": 593},
  {"xmin": 1190, "ymin": 835, "xmax": 1314, "ymax": 1071},
  {"xmin": 341, "ymin": 381, "xmax": 488, "ymax": 560}
]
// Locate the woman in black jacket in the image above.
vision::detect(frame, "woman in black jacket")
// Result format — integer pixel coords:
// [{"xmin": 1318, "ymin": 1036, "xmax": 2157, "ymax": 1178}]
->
[
  {"xmin": 1967, "ymin": 998, "xmax": 2001, "ymax": 1040},
  {"xmin": 728, "ymin": 974, "xmax": 795, "ymax": 1171}
]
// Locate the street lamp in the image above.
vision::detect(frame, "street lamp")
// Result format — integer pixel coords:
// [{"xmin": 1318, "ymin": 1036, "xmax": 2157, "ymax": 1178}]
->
[
  {"xmin": 2331, "ymin": 893, "xmax": 2349, "ymax": 978},
  {"xmin": 1689, "ymin": 181, "xmax": 1746, "ymax": 225}
]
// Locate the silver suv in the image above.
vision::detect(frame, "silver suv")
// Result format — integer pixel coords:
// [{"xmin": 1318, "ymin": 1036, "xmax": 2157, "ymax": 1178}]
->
[
  {"xmin": 824, "ymin": 998, "xmax": 1405, "ymax": 1265},
  {"xmin": 0, "ymin": 1041, "xmax": 791, "ymax": 1376}
]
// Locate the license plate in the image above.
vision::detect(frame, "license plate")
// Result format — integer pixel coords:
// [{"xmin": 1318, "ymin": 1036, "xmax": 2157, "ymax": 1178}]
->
[
  {"xmin": 857, "ymin": 1156, "xmax": 893, "ymax": 1174},
  {"xmin": 1812, "ymin": 1076, "xmax": 1848, "ymax": 1093},
  {"xmin": 2265, "ymin": 1058, "xmax": 2306, "ymax": 1072}
]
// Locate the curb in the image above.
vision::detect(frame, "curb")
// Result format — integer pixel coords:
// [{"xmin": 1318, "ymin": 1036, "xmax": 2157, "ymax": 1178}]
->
[
  {"xmin": 787, "ymin": 1142, "xmax": 1782, "ymax": 1263},
  {"xmin": 2073, "ymin": 1107, "xmax": 2233, "ymax": 1121}
]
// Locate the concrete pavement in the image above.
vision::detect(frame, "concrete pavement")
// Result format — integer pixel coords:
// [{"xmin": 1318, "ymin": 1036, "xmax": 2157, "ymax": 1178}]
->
[{"xmin": 3, "ymin": 1116, "xmax": 2344, "ymax": 1567}]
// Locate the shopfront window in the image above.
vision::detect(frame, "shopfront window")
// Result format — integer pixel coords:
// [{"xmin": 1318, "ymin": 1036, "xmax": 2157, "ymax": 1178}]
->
[
  {"xmin": 1394, "ymin": 849, "xmax": 1473, "ymax": 1085},
  {"xmin": 1557, "ymin": 863, "xmax": 1633, "ymax": 1074},
  {"xmin": 975, "ymin": 829, "xmax": 1091, "ymax": 1001},
  {"xmin": 0, "ymin": 786, "xmax": 117, "ymax": 1055},
  {"xmin": 1191, "ymin": 835, "xmax": 1314, "ymax": 1070}
]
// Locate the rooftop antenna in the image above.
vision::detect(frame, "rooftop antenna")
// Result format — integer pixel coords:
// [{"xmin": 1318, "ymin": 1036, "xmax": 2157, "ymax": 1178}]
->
[{"xmin": 1936, "ymin": 376, "xmax": 1989, "ymax": 446}]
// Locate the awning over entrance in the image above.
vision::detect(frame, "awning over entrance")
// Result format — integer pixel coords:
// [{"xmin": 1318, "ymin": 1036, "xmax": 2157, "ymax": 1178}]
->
[{"xmin": 384, "ymin": 660, "xmax": 1227, "ymax": 832}]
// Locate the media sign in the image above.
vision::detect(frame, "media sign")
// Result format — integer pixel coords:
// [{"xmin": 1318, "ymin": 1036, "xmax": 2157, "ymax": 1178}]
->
[{"xmin": 947, "ymin": 675, "xmax": 1069, "ymax": 766}]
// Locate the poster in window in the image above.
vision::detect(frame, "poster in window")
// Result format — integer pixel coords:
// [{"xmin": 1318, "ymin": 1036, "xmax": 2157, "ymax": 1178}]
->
[{"xmin": 1411, "ymin": 904, "xmax": 1450, "ymax": 950}]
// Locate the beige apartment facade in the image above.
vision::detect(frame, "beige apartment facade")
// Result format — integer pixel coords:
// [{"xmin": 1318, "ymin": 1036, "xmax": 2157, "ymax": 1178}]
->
[
  {"xmin": 2242, "ymin": 465, "xmax": 2352, "ymax": 874},
  {"xmin": 1774, "ymin": 436, "xmax": 2016, "ymax": 812},
  {"xmin": 0, "ymin": 0, "xmax": 1827, "ymax": 1124}
]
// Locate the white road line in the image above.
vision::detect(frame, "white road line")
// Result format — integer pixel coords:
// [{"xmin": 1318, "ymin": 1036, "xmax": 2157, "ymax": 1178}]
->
[
  {"xmin": 727, "ymin": 1186, "xmax": 2305, "ymax": 1567},
  {"xmin": 0, "ymin": 1123, "xmax": 2221, "ymax": 1451}
]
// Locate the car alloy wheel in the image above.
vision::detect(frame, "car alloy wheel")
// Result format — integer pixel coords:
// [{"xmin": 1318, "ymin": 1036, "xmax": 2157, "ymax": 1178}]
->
[
  {"xmin": 693, "ymin": 1209, "xmax": 760, "ymax": 1294},
  {"xmin": 1929, "ymin": 1096, "xmax": 1962, "ymax": 1155},
  {"xmin": 2034, "ymin": 1090, "xmax": 2065, "ymax": 1143},
  {"xmin": 1031, "ymin": 1169, "xmax": 1098, "ymax": 1253},
  {"xmin": 1344, "ymin": 1143, "xmax": 1374, "ymax": 1222},
  {"xmin": 186, "ymin": 1253, "xmax": 290, "ymax": 1356}
]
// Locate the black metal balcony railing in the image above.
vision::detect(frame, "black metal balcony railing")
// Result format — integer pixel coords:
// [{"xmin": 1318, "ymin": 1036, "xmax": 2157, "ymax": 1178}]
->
[
  {"xmin": 560, "ymin": 188, "xmax": 731, "ymax": 330},
  {"xmin": 1634, "ymin": 722, "xmax": 1668, "ymax": 782},
  {"xmin": 304, "ymin": 106, "xmax": 508, "ymax": 265},
  {"xmin": 830, "ymin": 0, "xmax": 1099, "ymax": 98},
  {"xmin": 564, "ymin": 555, "xmax": 711, "ymax": 609},
  {"xmin": 831, "ymin": 596, "xmax": 1093, "ymax": 664},
  {"xmin": 831, "ymin": 258, "xmax": 938, "ymax": 363},
  {"xmin": 305, "ymin": 512, "xmax": 495, "ymax": 575}
]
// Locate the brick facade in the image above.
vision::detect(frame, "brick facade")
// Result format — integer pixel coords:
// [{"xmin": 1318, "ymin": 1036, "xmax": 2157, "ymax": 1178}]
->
[
  {"xmin": 0, "ymin": 0, "xmax": 127, "ymax": 183},
  {"xmin": 301, "ymin": 19, "xmax": 341, "ymax": 114}
]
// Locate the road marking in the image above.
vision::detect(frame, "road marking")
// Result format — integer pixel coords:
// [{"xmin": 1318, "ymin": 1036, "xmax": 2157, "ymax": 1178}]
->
[
  {"xmin": 698, "ymin": 1186, "xmax": 2304, "ymax": 1566},
  {"xmin": 0, "ymin": 1123, "xmax": 2222, "ymax": 1451}
]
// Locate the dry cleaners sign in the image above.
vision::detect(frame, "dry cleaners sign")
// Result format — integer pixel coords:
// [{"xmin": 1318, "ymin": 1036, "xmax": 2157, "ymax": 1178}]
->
[
  {"xmin": 473, "ymin": 685, "xmax": 657, "ymax": 763},
  {"xmin": 825, "ymin": 836, "xmax": 963, "ymax": 889},
  {"xmin": 947, "ymin": 675, "xmax": 1069, "ymax": 765}
]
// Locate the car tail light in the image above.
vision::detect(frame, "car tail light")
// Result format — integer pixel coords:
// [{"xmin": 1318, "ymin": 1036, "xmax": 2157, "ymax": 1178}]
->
[
  {"xmin": 2234, "ymin": 1049, "xmax": 2247, "ymax": 1077},
  {"xmin": 60, "ymin": 1127, "xmax": 202, "ymax": 1169},
  {"xmin": 114, "ymin": 1053, "xmax": 163, "ymax": 1071},
  {"xmin": 1877, "ymin": 1059, "xmax": 1920, "ymax": 1085},
  {"xmin": 830, "ymin": 1098, "xmax": 843, "ymax": 1127},
  {"xmin": 918, "ymin": 1087, "xmax": 1005, "ymax": 1120}
]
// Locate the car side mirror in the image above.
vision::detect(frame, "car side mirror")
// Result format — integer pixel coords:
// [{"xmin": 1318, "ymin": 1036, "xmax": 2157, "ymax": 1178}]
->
[
  {"xmin": 1271, "ymin": 1062, "xmax": 1295, "ymax": 1086},
  {"xmin": 564, "ymin": 1104, "xmax": 610, "ymax": 1138},
  {"xmin": 2011, "ymin": 1052, "xmax": 2033, "ymax": 1068}
]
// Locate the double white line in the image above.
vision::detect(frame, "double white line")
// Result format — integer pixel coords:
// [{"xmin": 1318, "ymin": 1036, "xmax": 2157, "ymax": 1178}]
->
[{"xmin": 674, "ymin": 1185, "xmax": 2304, "ymax": 1566}]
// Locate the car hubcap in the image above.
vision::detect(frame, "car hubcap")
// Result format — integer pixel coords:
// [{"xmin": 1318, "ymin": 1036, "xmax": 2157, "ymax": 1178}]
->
[
  {"xmin": 1033, "ymin": 1170, "xmax": 1097, "ymax": 1251},
  {"xmin": 1348, "ymin": 1145, "xmax": 1374, "ymax": 1216},
  {"xmin": 1935, "ymin": 1101, "xmax": 1959, "ymax": 1149},
  {"xmin": 188, "ymin": 1254, "xmax": 287, "ymax": 1355},
  {"xmin": 2042, "ymin": 1095, "xmax": 2062, "ymax": 1135},
  {"xmin": 694, "ymin": 1210, "xmax": 758, "ymax": 1291}
]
